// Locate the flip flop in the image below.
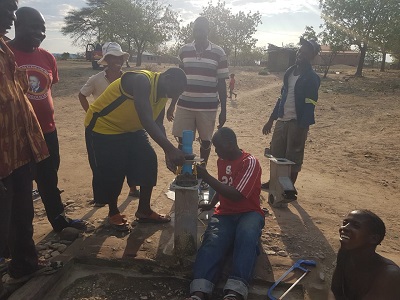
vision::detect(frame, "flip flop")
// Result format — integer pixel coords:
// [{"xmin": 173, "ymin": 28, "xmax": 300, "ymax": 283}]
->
[
  {"xmin": 108, "ymin": 214, "xmax": 130, "ymax": 232},
  {"xmin": 67, "ymin": 219, "xmax": 88, "ymax": 231},
  {"xmin": 135, "ymin": 211, "xmax": 171, "ymax": 224}
]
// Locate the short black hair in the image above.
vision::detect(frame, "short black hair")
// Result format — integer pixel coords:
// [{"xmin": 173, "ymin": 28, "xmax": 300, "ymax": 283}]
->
[
  {"xmin": 356, "ymin": 209, "xmax": 386, "ymax": 245},
  {"xmin": 164, "ymin": 67, "xmax": 187, "ymax": 85},
  {"xmin": 212, "ymin": 127, "xmax": 237, "ymax": 145},
  {"xmin": 194, "ymin": 16, "xmax": 209, "ymax": 29}
]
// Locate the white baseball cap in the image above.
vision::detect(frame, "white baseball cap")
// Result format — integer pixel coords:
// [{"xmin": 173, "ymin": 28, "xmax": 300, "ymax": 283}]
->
[{"xmin": 97, "ymin": 42, "xmax": 130, "ymax": 65}]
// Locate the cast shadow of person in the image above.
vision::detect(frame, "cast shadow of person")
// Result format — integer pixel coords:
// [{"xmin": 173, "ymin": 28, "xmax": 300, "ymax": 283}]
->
[{"xmin": 267, "ymin": 200, "xmax": 336, "ymax": 297}]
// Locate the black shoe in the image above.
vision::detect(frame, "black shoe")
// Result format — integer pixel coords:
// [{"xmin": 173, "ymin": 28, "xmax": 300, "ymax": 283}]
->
[{"xmin": 261, "ymin": 182, "xmax": 270, "ymax": 190}]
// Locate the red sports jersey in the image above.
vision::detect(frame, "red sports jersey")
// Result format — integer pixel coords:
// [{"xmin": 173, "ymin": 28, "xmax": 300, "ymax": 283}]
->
[
  {"xmin": 9, "ymin": 46, "xmax": 59, "ymax": 134},
  {"xmin": 229, "ymin": 78, "xmax": 235, "ymax": 89},
  {"xmin": 214, "ymin": 151, "xmax": 263, "ymax": 217}
]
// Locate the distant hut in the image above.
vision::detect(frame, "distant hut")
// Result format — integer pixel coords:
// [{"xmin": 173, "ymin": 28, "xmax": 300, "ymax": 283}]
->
[{"xmin": 266, "ymin": 44, "xmax": 297, "ymax": 72}]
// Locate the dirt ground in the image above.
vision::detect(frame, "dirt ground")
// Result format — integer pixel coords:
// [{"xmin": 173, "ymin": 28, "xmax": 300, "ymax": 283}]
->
[{"xmin": 30, "ymin": 60, "xmax": 400, "ymax": 299}]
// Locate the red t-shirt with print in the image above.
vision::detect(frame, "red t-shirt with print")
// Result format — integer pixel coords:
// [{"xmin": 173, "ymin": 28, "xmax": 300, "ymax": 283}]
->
[
  {"xmin": 9, "ymin": 46, "xmax": 59, "ymax": 134},
  {"xmin": 214, "ymin": 151, "xmax": 263, "ymax": 217}
]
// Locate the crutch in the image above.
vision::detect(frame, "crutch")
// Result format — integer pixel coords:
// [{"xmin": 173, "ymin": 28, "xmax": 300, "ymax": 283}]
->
[{"xmin": 267, "ymin": 259, "xmax": 316, "ymax": 300}]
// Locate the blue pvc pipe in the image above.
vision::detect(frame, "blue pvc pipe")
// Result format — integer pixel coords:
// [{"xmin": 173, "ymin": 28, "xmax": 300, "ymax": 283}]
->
[{"xmin": 182, "ymin": 130, "xmax": 194, "ymax": 174}]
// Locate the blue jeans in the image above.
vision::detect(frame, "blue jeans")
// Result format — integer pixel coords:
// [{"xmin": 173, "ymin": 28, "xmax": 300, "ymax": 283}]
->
[{"xmin": 190, "ymin": 211, "xmax": 265, "ymax": 299}]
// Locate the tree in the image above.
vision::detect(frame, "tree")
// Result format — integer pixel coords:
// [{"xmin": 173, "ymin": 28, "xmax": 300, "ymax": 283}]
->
[
  {"xmin": 62, "ymin": 0, "xmax": 179, "ymax": 66},
  {"xmin": 130, "ymin": 0, "xmax": 179, "ymax": 66},
  {"xmin": 227, "ymin": 11, "xmax": 261, "ymax": 66},
  {"xmin": 300, "ymin": 26, "xmax": 318, "ymax": 41},
  {"xmin": 61, "ymin": 0, "xmax": 109, "ymax": 47},
  {"xmin": 175, "ymin": 1, "xmax": 261, "ymax": 66},
  {"xmin": 60, "ymin": 52, "xmax": 70, "ymax": 60},
  {"xmin": 320, "ymin": 0, "xmax": 400, "ymax": 76},
  {"xmin": 370, "ymin": 2, "xmax": 400, "ymax": 71},
  {"xmin": 318, "ymin": 28, "xmax": 349, "ymax": 78}
]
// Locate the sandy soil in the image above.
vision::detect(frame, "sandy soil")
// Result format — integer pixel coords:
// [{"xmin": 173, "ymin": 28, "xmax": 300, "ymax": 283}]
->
[{"xmin": 31, "ymin": 60, "xmax": 400, "ymax": 298}]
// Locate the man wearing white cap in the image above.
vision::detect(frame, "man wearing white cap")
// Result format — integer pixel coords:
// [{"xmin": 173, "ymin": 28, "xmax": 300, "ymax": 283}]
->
[
  {"xmin": 79, "ymin": 42, "xmax": 130, "ymax": 111},
  {"xmin": 79, "ymin": 42, "xmax": 140, "ymax": 202}
]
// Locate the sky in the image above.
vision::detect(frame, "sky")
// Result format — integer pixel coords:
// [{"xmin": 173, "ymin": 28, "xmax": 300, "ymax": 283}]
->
[{"xmin": 9, "ymin": 0, "xmax": 324, "ymax": 54}]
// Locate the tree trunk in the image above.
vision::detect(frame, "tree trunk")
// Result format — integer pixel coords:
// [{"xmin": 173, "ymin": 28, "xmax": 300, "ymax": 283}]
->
[
  {"xmin": 355, "ymin": 46, "xmax": 367, "ymax": 77},
  {"xmin": 234, "ymin": 47, "xmax": 237, "ymax": 67},
  {"xmin": 380, "ymin": 51, "xmax": 386, "ymax": 72},
  {"xmin": 136, "ymin": 51, "xmax": 142, "ymax": 66}
]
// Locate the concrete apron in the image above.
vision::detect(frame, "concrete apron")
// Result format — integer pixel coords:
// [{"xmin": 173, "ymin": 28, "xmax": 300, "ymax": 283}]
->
[{"xmin": 7, "ymin": 188, "xmax": 322, "ymax": 300}]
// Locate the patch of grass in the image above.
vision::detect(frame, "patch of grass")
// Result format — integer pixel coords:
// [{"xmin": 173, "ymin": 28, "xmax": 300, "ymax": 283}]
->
[{"xmin": 258, "ymin": 68, "xmax": 270, "ymax": 75}]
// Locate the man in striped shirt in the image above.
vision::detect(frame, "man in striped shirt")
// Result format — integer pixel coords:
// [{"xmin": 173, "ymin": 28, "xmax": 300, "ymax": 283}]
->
[{"xmin": 167, "ymin": 17, "xmax": 229, "ymax": 188}]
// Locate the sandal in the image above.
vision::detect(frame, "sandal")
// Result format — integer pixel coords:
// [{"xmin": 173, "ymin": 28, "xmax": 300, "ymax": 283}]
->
[
  {"xmin": 108, "ymin": 214, "xmax": 130, "ymax": 232},
  {"xmin": 67, "ymin": 218, "xmax": 88, "ymax": 231},
  {"xmin": 135, "ymin": 211, "xmax": 171, "ymax": 224}
]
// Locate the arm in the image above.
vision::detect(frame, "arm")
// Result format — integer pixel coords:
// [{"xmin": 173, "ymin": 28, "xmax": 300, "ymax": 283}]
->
[
  {"xmin": 155, "ymin": 107, "xmax": 166, "ymax": 136},
  {"xmin": 122, "ymin": 73, "xmax": 185, "ymax": 167},
  {"xmin": 196, "ymin": 165, "xmax": 244, "ymax": 202},
  {"xmin": 78, "ymin": 92, "xmax": 90, "ymax": 112},
  {"xmin": 262, "ymin": 97, "xmax": 280, "ymax": 135},
  {"xmin": 166, "ymin": 96, "xmax": 178, "ymax": 122},
  {"xmin": 217, "ymin": 78, "xmax": 227, "ymax": 129},
  {"xmin": 298, "ymin": 74, "xmax": 320, "ymax": 128}
]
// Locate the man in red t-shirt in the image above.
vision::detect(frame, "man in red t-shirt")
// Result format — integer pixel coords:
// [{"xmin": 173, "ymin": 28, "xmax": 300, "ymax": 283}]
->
[
  {"xmin": 185, "ymin": 127, "xmax": 265, "ymax": 300},
  {"xmin": 8, "ymin": 7, "xmax": 85, "ymax": 232}
]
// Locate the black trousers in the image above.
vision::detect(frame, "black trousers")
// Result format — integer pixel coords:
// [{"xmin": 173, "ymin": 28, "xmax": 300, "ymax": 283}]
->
[
  {"xmin": 0, "ymin": 164, "xmax": 38, "ymax": 278},
  {"xmin": 35, "ymin": 129, "xmax": 68, "ymax": 232}
]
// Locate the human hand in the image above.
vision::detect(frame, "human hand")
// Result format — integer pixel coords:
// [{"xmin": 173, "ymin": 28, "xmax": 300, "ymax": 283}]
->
[
  {"xmin": 167, "ymin": 105, "xmax": 175, "ymax": 122},
  {"xmin": 218, "ymin": 110, "xmax": 226, "ymax": 129},
  {"xmin": 165, "ymin": 154, "xmax": 176, "ymax": 173},
  {"xmin": 165, "ymin": 147, "xmax": 185, "ymax": 170},
  {"xmin": 262, "ymin": 119, "xmax": 274, "ymax": 135},
  {"xmin": 196, "ymin": 164, "xmax": 209, "ymax": 180}
]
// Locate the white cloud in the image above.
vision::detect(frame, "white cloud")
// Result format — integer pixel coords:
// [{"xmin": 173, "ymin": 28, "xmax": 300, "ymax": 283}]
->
[{"xmin": 12, "ymin": 0, "xmax": 322, "ymax": 53}]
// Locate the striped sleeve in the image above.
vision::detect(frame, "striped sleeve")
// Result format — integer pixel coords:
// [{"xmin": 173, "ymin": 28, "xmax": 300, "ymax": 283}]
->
[
  {"xmin": 215, "ymin": 46, "xmax": 229, "ymax": 79},
  {"xmin": 233, "ymin": 155, "xmax": 261, "ymax": 198}
]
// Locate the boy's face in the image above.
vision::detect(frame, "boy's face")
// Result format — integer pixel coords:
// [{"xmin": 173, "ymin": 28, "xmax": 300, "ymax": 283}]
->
[
  {"xmin": 339, "ymin": 211, "xmax": 377, "ymax": 251},
  {"xmin": 212, "ymin": 137, "xmax": 230, "ymax": 160},
  {"xmin": 0, "ymin": 0, "xmax": 18, "ymax": 36}
]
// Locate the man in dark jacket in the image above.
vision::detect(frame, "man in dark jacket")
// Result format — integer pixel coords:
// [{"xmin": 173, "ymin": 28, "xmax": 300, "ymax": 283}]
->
[{"xmin": 262, "ymin": 38, "xmax": 321, "ymax": 189}]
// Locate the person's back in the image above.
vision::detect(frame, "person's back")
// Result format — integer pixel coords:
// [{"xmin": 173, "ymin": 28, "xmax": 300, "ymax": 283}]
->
[
  {"xmin": 84, "ymin": 70, "xmax": 168, "ymax": 134},
  {"xmin": 330, "ymin": 210, "xmax": 400, "ymax": 300}
]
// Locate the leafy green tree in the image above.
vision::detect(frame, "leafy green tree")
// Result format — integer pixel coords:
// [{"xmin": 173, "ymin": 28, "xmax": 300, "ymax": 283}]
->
[
  {"xmin": 300, "ymin": 26, "xmax": 318, "ymax": 41},
  {"xmin": 227, "ymin": 11, "xmax": 261, "ymax": 66},
  {"xmin": 130, "ymin": 0, "xmax": 179, "ymax": 66},
  {"xmin": 62, "ymin": 0, "xmax": 179, "ymax": 66},
  {"xmin": 61, "ymin": 0, "xmax": 109, "ymax": 46},
  {"xmin": 320, "ymin": 0, "xmax": 400, "ymax": 76},
  {"xmin": 318, "ymin": 29, "xmax": 349, "ymax": 78},
  {"xmin": 369, "ymin": 2, "xmax": 400, "ymax": 71}
]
